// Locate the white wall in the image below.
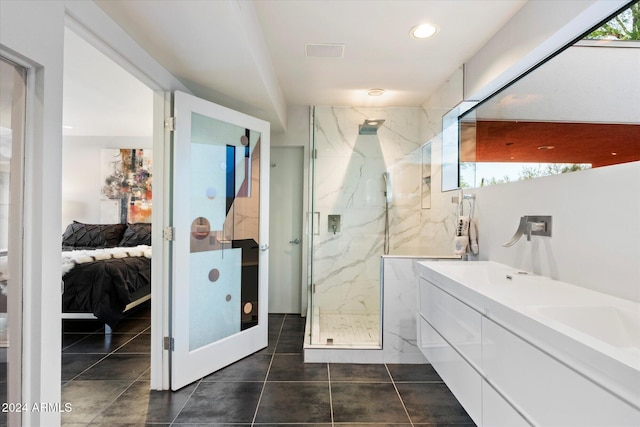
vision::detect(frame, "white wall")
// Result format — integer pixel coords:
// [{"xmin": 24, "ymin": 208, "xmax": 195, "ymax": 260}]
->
[
  {"xmin": 467, "ymin": 161, "xmax": 640, "ymax": 303},
  {"xmin": 61, "ymin": 136, "xmax": 152, "ymax": 230},
  {"xmin": 1, "ymin": 0, "xmax": 190, "ymax": 422},
  {"xmin": 269, "ymin": 105, "xmax": 310, "ymax": 315},
  {"xmin": 270, "ymin": 105, "xmax": 309, "ymax": 148},
  {"xmin": 464, "ymin": 0, "xmax": 629, "ymax": 101},
  {"xmin": 447, "ymin": 0, "xmax": 640, "ymax": 303},
  {"xmin": 1, "ymin": 2, "xmax": 66, "ymax": 425}
]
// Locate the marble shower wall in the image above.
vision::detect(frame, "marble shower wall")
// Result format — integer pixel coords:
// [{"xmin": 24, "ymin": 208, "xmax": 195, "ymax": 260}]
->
[{"xmin": 312, "ymin": 106, "xmax": 456, "ymax": 316}]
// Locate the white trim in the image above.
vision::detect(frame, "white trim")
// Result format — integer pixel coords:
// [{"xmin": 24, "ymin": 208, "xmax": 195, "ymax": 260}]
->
[
  {"xmin": 0, "ymin": 51, "xmax": 27, "ymax": 427},
  {"xmin": 151, "ymin": 90, "xmax": 172, "ymax": 391},
  {"xmin": 60, "ymin": 0, "xmax": 192, "ymax": 392}
]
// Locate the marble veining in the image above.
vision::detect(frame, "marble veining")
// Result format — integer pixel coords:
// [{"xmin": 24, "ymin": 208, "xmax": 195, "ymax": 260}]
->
[{"xmin": 310, "ymin": 106, "xmax": 456, "ymax": 351}]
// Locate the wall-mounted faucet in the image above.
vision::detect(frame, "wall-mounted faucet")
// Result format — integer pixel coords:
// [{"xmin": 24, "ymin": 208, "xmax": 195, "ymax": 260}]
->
[
  {"xmin": 328, "ymin": 214, "xmax": 341, "ymax": 235},
  {"xmin": 503, "ymin": 215, "xmax": 552, "ymax": 247}
]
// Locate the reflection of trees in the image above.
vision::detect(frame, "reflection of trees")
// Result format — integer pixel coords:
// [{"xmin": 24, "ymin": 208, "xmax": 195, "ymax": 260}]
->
[
  {"xmin": 459, "ymin": 162, "xmax": 472, "ymax": 188},
  {"xmin": 480, "ymin": 164, "xmax": 590, "ymax": 187},
  {"xmin": 585, "ymin": 3, "xmax": 639, "ymax": 40}
]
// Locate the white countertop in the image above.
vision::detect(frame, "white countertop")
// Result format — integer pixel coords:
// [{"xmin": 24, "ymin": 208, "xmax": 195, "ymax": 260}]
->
[{"xmin": 418, "ymin": 260, "xmax": 640, "ymax": 404}]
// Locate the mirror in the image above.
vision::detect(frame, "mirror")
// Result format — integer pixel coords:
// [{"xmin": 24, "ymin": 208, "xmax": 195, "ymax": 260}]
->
[{"xmin": 445, "ymin": 3, "xmax": 640, "ymax": 190}]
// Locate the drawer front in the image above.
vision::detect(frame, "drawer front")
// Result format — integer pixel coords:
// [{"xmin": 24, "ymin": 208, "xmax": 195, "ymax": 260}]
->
[
  {"xmin": 482, "ymin": 317, "xmax": 640, "ymax": 426},
  {"xmin": 482, "ymin": 380, "xmax": 529, "ymax": 427},
  {"xmin": 418, "ymin": 315, "xmax": 482, "ymax": 425},
  {"xmin": 419, "ymin": 278, "xmax": 482, "ymax": 369}
]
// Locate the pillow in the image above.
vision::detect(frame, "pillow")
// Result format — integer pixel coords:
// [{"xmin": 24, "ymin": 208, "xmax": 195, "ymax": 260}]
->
[
  {"xmin": 62, "ymin": 221, "xmax": 127, "ymax": 248},
  {"xmin": 119, "ymin": 223, "xmax": 152, "ymax": 247}
]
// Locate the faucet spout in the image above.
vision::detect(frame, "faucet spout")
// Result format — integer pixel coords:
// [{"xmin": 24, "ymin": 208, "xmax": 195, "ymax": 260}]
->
[{"xmin": 503, "ymin": 215, "xmax": 552, "ymax": 247}]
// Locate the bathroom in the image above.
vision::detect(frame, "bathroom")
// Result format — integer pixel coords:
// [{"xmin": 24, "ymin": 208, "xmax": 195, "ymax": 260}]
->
[
  {"xmin": 299, "ymin": 0, "xmax": 640, "ymax": 377},
  {"xmin": 2, "ymin": 1, "xmax": 639, "ymax": 425}
]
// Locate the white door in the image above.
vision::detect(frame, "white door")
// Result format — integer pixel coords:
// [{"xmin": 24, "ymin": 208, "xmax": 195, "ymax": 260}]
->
[
  {"xmin": 170, "ymin": 91, "xmax": 269, "ymax": 390},
  {"xmin": 269, "ymin": 147, "xmax": 303, "ymax": 313}
]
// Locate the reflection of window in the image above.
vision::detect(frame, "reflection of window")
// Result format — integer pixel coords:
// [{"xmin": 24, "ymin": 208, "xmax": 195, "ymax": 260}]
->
[
  {"xmin": 585, "ymin": 3, "xmax": 640, "ymax": 41},
  {"xmin": 464, "ymin": 162, "xmax": 591, "ymax": 188},
  {"xmin": 456, "ymin": 1, "xmax": 640, "ymax": 190}
]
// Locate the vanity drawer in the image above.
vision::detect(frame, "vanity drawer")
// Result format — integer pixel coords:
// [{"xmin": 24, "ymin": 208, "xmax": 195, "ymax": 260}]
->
[
  {"xmin": 419, "ymin": 277, "xmax": 482, "ymax": 369},
  {"xmin": 418, "ymin": 315, "xmax": 482, "ymax": 425},
  {"xmin": 482, "ymin": 317, "xmax": 640, "ymax": 426},
  {"xmin": 482, "ymin": 380, "xmax": 529, "ymax": 426}
]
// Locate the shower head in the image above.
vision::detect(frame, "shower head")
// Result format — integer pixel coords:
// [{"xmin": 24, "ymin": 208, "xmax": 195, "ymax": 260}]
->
[{"xmin": 358, "ymin": 119, "xmax": 385, "ymax": 135}]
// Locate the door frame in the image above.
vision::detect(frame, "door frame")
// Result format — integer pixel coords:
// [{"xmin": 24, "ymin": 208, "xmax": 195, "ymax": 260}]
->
[
  {"xmin": 62, "ymin": 13, "xmax": 189, "ymax": 391},
  {"xmin": 0, "ymin": 50, "xmax": 28, "ymax": 427}
]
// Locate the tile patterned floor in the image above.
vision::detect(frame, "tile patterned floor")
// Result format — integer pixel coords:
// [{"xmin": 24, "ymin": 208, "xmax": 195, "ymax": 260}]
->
[
  {"xmin": 317, "ymin": 313, "xmax": 380, "ymax": 346},
  {"xmin": 61, "ymin": 304, "xmax": 475, "ymax": 426}
]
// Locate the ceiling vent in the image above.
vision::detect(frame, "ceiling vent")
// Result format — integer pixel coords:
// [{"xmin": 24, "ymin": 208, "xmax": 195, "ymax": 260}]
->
[{"xmin": 305, "ymin": 43, "xmax": 345, "ymax": 58}]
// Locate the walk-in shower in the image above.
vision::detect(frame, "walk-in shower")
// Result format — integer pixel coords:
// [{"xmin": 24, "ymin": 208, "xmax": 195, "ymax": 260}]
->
[
  {"xmin": 359, "ymin": 118, "xmax": 385, "ymax": 135},
  {"xmin": 307, "ymin": 106, "xmax": 429, "ymax": 350}
]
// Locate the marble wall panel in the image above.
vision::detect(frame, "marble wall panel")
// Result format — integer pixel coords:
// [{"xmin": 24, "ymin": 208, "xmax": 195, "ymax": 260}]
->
[{"xmin": 312, "ymin": 106, "xmax": 428, "ymax": 317}]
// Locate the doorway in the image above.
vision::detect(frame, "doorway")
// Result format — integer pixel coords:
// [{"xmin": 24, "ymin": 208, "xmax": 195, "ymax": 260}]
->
[
  {"xmin": 269, "ymin": 147, "xmax": 304, "ymax": 314},
  {"xmin": 60, "ymin": 26, "xmax": 156, "ymax": 424}
]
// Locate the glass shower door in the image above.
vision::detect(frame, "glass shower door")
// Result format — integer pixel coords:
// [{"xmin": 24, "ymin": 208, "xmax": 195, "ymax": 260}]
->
[{"xmin": 308, "ymin": 106, "xmax": 382, "ymax": 348}]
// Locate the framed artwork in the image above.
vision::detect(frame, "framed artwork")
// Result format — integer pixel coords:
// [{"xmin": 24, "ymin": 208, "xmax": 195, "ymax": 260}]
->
[{"xmin": 101, "ymin": 148, "xmax": 152, "ymax": 223}]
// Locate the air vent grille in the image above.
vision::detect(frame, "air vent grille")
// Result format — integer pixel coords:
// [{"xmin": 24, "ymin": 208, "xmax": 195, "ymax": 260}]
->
[{"xmin": 305, "ymin": 43, "xmax": 345, "ymax": 58}]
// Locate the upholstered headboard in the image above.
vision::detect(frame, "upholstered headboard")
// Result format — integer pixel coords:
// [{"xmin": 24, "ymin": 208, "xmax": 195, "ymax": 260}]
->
[{"xmin": 62, "ymin": 221, "xmax": 151, "ymax": 249}]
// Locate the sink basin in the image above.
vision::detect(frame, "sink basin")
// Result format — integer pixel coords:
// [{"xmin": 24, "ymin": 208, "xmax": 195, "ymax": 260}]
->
[{"xmin": 532, "ymin": 305, "xmax": 640, "ymax": 350}]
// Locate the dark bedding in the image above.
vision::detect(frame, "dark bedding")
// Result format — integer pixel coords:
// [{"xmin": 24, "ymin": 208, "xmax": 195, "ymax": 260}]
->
[
  {"xmin": 62, "ymin": 255, "xmax": 151, "ymax": 327},
  {"xmin": 61, "ymin": 221, "xmax": 152, "ymax": 328}
]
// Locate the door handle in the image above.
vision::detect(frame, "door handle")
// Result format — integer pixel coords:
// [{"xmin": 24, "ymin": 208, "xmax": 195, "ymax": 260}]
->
[
  {"xmin": 289, "ymin": 238, "xmax": 301, "ymax": 244},
  {"xmin": 260, "ymin": 244, "xmax": 269, "ymax": 252}
]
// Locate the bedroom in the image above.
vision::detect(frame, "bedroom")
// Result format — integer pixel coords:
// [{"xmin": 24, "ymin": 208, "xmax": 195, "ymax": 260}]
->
[{"xmin": 60, "ymin": 25, "xmax": 154, "ymax": 376}]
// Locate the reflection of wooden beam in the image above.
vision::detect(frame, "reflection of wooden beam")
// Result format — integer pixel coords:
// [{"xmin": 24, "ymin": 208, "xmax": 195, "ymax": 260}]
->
[{"xmin": 468, "ymin": 121, "xmax": 640, "ymax": 167}]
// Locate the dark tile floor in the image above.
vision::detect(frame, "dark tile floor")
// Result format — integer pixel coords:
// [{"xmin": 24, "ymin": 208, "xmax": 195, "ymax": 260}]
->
[{"xmin": 61, "ymin": 304, "xmax": 474, "ymax": 426}]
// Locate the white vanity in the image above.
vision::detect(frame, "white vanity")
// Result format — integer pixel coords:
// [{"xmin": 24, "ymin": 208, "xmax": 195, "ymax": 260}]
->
[{"xmin": 417, "ymin": 260, "xmax": 640, "ymax": 426}]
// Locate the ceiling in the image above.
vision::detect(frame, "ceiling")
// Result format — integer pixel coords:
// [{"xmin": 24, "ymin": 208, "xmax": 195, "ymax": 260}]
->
[{"xmin": 64, "ymin": 0, "xmax": 527, "ymax": 135}]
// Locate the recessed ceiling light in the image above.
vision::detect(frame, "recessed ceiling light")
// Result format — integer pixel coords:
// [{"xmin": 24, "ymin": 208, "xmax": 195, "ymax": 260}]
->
[
  {"xmin": 367, "ymin": 88, "xmax": 385, "ymax": 96},
  {"xmin": 410, "ymin": 23, "xmax": 438, "ymax": 39},
  {"xmin": 611, "ymin": 152, "xmax": 618, "ymax": 156},
  {"xmin": 537, "ymin": 145, "xmax": 556, "ymax": 150}
]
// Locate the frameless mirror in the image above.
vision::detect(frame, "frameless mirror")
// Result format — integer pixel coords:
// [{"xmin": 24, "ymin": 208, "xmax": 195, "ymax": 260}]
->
[{"xmin": 443, "ymin": 2, "xmax": 640, "ymax": 190}]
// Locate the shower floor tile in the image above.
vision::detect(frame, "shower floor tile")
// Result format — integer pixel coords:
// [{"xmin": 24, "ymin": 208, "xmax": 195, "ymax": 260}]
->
[{"xmin": 316, "ymin": 313, "xmax": 380, "ymax": 346}]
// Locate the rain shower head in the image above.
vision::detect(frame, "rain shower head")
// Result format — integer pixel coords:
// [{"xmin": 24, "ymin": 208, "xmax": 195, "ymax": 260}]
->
[{"xmin": 358, "ymin": 119, "xmax": 385, "ymax": 135}]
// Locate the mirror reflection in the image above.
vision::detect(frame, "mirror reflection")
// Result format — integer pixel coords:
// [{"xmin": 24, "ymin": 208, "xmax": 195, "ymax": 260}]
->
[{"xmin": 459, "ymin": 3, "xmax": 640, "ymax": 188}]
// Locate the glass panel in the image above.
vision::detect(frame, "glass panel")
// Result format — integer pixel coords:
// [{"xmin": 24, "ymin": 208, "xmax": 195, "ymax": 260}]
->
[
  {"xmin": 453, "ymin": 3, "xmax": 640, "ymax": 190},
  {"xmin": 0, "ymin": 56, "xmax": 26, "ymax": 426},
  {"xmin": 188, "ymin": 112, "xmax": 261, "ymax": 351},
  {"xmin": 309, "ymin": 106, "xmax": 383, "ymax": 348}
]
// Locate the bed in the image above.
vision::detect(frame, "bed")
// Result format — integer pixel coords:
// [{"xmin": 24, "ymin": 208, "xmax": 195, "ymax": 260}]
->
[{"xmin": 61, "ymin": 221, "xmax": 152, "ymax": 330}]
